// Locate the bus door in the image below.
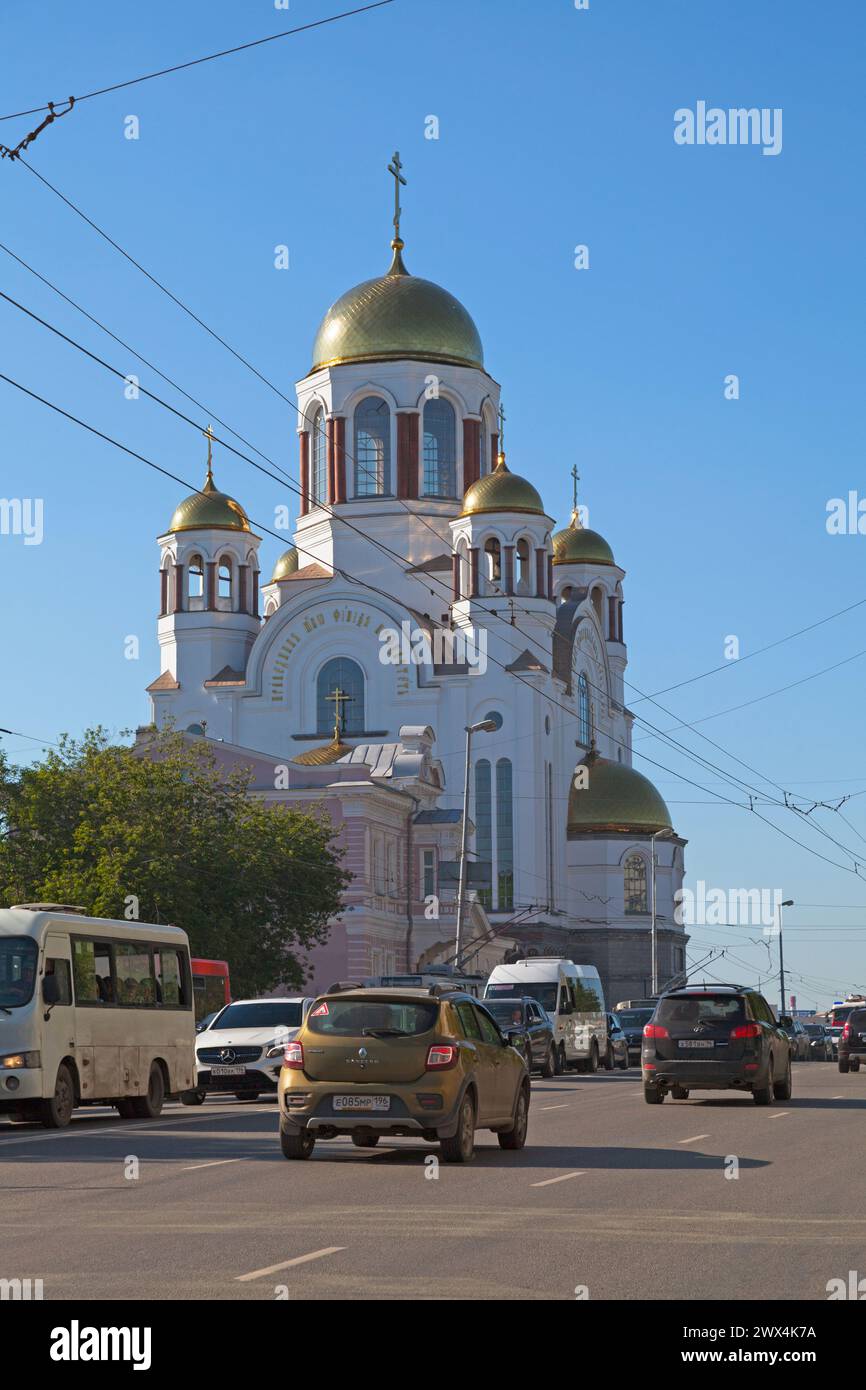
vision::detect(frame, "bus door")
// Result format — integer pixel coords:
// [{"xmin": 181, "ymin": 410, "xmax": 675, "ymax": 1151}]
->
[{"xmin": 42, "ymin": 933, "xmax": 76, "ymax": 1100}]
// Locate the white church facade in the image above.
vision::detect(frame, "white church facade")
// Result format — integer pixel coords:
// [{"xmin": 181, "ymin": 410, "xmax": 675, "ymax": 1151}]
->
[{"xmin": 144, "ymin": 162, "xmax": 688, "ymax": 1002}]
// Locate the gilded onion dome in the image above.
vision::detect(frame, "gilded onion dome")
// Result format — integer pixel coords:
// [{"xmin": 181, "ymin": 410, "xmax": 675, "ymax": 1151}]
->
[
  {"xmin": 271, "ymin": 547, "xmax": 300, "ymax": 581},
  {"xmin": 567, "ymin": 751, "xmax": 673, "ymax": 837},
  {"xmin": 461, "ymin": 454, "xmax": 545, "ymax": 518},
  {"xmin": 310, "ymin": 245, "xmax": 484, "ymax": 373},
  {"xmin": 553, "ymin": 509, "xmax": 615, "ymax": 567},
  {"xmin": 169, "ymin": 431, "xmax": 250, "ymax": 534}
]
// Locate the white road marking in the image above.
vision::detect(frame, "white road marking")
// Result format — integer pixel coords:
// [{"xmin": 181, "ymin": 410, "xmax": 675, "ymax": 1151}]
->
[
  {"xmin": 530, "ymin": 1171, "xmax": 584, "ymax": 1188},
  {"xmin": 181, "ymin": 1156, "xmax": 250, "ymax": 1171},
  {"xmin": 769, "ymin": 1111, "xmax": 790, "ymax": 1120},
  {"xmin": 678, "ymin": 1134, "xmax": 710, "ymax": 1144},
  {"xmin": 235, "ymin": 1247, "xmax": 345, "ymax": 1282},
  {"xmin": 538, "ymin": 1104, "xmax": 569, "ymax": 1111}
]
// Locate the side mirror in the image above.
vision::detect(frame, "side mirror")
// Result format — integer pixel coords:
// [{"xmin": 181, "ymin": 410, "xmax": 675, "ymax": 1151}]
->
[{"xmin": 42, "ymin": 975, "xmax": 61, "ymax": 1006}]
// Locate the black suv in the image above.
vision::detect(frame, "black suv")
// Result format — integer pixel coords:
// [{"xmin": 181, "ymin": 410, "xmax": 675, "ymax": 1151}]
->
[
  {"xmin": 482, "ymin": 996, "xmax": 557, "ymax": 1076},
  {"xmin": 642, "ymin": 984, "xmax": 792, "ymax": 1106},
  {"xmin": 838, "ymin": 1007, "xmax": 866, "ymax": 1073}
]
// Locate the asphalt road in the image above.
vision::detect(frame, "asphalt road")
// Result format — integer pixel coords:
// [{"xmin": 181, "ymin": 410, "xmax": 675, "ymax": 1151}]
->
[{"xmin": 1, "ymin": 1062, "xmax": 863, "ymax": 1301}]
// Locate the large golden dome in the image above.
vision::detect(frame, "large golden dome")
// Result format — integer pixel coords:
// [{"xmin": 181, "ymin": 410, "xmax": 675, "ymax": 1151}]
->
[
  {"xmin": 168, "ymin": 471, "xmax": 250, "ymax": 534},
  {"xmin": 568, "ymin": 753, "xmax": 672, "ymax": 836},
  {"xmin": 553, "ymin": 511, "xmax": 615, "ymax": 567},
  {"xmin": 271, "ymin": 547, "xmax": 299, "ymax": 581},
  {"xmin": 310, "ymin": 247, "xmax": 483, "ymax": 373},
  {"xmin": 461, "ymin": 456, "xmax": 545, "ymax": 517}
]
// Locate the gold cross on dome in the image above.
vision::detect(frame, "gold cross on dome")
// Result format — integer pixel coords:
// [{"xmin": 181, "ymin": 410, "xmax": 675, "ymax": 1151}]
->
[
  {"xmin": 326, "ymin": 686, "xmax": 354, "ymax": 740},
  {"xmin": 387, "ymin": 150, "xmax": 407, "ymax": 246},
  {"xmin": 571, "ymin": 463, "xmax": 580, "ymax": 512},
  {"xmin": 203, "ymin": 423, "xmax": 215, "ymax": 485}
]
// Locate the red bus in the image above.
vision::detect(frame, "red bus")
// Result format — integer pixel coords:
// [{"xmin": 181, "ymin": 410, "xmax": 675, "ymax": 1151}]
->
[{"xmin": 190, "ymin": 958, "xmax": 230, "ymax": 1022}]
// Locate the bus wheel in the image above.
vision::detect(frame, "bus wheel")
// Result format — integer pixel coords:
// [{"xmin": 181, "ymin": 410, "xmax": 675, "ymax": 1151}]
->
[
  {"xmin": 40, "ymin": 1063, "xmax": 75, "ymax": 1129},
  {"xmin": 131, "ymin": 1064, "xmax": 165, "ymax": 1119},
  {"xmin": 181, "ymin": 1089, "xmax": 206, "ymax": 1106},
  {"xmin": 116, "ymin": 1100, "xmax": 136, "ymax": 1118}
]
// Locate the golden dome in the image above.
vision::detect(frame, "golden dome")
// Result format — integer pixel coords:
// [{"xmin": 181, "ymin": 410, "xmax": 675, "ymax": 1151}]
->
[
  {"xmin": 461, "ymin": 455, "xmax": 545, "ymax": 517},
  {"xmin": 271, "ymin": 547, "xmax": 299, "ymax": 581},
  {"xmin": 568, "ymin": 753, "xmax": 672, "ymax": 836},
  {"xmin": 169, "ymin": 471, "xmax": 250, "ymax": 534},
  {"xmin": 553, "ymin": 511, "xmax": 615, "ymax": 567},
  {"xmin": 310, "ymin": 247, "xmax": 483, "ymax": 373}
]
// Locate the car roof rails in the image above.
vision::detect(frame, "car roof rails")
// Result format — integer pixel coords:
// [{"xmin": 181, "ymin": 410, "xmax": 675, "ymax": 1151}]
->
[
  {"xmin": 428, "ymin": 983, "xmax": 463, "ymax": 997},
  {"xmin": 676, "ymin": 981, "xmax": 746, "ymax": 992},
  {"xmin": 324, "ymin": 980, "xmax": 366, "ymax": 994}
]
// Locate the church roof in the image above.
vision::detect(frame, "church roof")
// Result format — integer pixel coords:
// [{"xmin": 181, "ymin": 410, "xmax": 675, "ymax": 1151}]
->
[
  {"xmin": 168, "ymin": 469, "xmax": 250, "ymax": 535},
  {"xmin": 553, "ymin": 511, "xmax": 615, "ymax": 567},
  {"xmin": 146, "ymin": 670, "xmax": 179, "ymax": 692},
  {"xmin": 568, "ymin": 750, "xmax": 672, "ymax": 836},
  {"xmin": 505, "ymin": 649, "xmax": 549, "ymax": 674},
  {"xmin": 461, "ymin": 454, "xmax": 545, "ymax": 518}
]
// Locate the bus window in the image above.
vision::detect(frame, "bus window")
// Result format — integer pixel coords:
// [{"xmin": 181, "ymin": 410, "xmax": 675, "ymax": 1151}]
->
[
  {"xmin": 45, "ymin": 957, "xmax": 73, "ymax": 1006},
  {"xmin": 115, "ymin": 943, "xmax": 155, "ymax": 1006},
  {"xmin": 155, "ymin": 948, "xmax": 191, "ymax": 1008},
  {"xmin": 72, "ymin": 939, "xmax": 114, "ymax": 1005}
]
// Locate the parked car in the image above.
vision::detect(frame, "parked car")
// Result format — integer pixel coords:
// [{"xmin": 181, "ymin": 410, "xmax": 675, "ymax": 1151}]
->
[
  {"xmin": 482, "ymin": 995, "xmax": 557, "ymax": 1076},
  {"xmin": 641, "ymin": 983, "xmax": 792, "ymax": 1105},
  {"xmin": 838, "ymin": 1007, "xmax": 866, "ymax": 1074},
  {"xmin": 804, "ymin": 1023, "xmax": 834, "ymax": 1061},
  {"xmin": 778, "ymin": 1017, "xmax": 810, "ymax": 1061},
  {"xmin": 191, "ymin": 996, "xmax": 314, "ymax": 1103},
  {"xmin": 604, "ymin": 1013, "xmax": 629, "ymax": 1070},
  {"xmin": 616, "ymin": 1006, "xmax": 655, "ymax": 1064},
  {"xmin": 278, "ymin": 985, "xmax": 531, "ymax": 1162}
]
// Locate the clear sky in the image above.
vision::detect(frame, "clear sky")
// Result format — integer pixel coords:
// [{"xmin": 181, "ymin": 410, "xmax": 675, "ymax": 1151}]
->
[{"xmin": 1, "ymin": 0, "xmax": 864, "ymax": 1007}]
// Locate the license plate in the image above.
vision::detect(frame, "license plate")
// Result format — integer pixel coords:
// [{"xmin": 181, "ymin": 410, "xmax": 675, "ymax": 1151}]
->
[
  {"xmin": 679, "ymin": 1040, "xmax": 714, "ymax": 1049},
  {"xmin": 333, "ymin": 1095, "xmax": 391, "ymax": 1112},
  {"xmin": 211, "ymin": 1065, "xmax": 246, "ymax": 1076}
]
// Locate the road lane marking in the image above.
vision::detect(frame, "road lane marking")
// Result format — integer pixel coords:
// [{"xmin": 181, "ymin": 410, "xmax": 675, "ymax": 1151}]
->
[
  {"xmin": 678, "ymin": 1134, "xmax": 709, "ymax": 1144},
  {"xmin": 531, "ymin": 1171, "xmax": 584, "ymax": 1188},
  {"xmin": 769, "ymin": 1111, "xmax": 790, "ymax": 1120},
  {"xmin": 538, "ymin": 1104, "xmax": 569, "ymax": 1111},
  {"xmin": 235, "ymin": 1247, "xmax": 345, "ymax": 1282},
  {"xmin": 181, "ymin": 1157, "xmax": 251, "ymax": 1171}
]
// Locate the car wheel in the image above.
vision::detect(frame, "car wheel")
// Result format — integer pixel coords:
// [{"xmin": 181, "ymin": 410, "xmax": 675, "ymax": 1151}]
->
[
  {"xmin": 774, "ymin": 1054, "xmax": 793, "ymax": 1100},
  {"xmin": 851, "ymin": 1059, "xmax": 861, "ymax": 1073},
  {"xmin": 523, "ymin": 1045, "xmax": 533, "ymax": 1075},
  {"xmin": 498, "ymin": 1083, "xmax": 530, "ymax": 1150},
  {"xmin": 671, "ymin": 1085, "xmax": 690, "ymax": 1100},
  {"xmin": 839, "ymin": 1059, "xmax": 850, "ymax": 1073},
  {"xmin": 603, "ymin": 1044, "xmax": 614, "ymax": 1071},
  {"xmin": 753, "ymin": 1056, "xmax": 774, "ymax": 1106},
  {"xmin": 181, "ymin": 1089, "xmax": 206, "ymax": 1106},
  {"xmin": 643, "ymin": 1082, "xmax": 663, "ymax": 1104},
  {"xmin": 441, "ymin": 1093, "xmax": 475, "ymax": 1164},
  {"xmin": 40, "ymin": 1064, "xmax": 75, "ymax": 1129},
  {"xmin": 558, "ymin": 1044, "xmax": 568, "ymax": 1074},
  {"xmin": 131, "ymin": 1064, "xmax": 166, "ymax": 1120},
  {"xmin": 351, "ymin": 1133, "xmax": 380, "ymax": 1148},
  {"xmin": 587, "ymin": 1041, "xmax": 599, "ymax": 1074},
  {"xmin": 541, "ymin": 1045, "xmax": 556, "ymax": 1079},
  {"xmin": 280, "ymin": 1126, "xmax": 315, "ymax": 1160},
  {"xmin": 618, "ymin": 1055, "xmax": 629, "ymax": 1071}
]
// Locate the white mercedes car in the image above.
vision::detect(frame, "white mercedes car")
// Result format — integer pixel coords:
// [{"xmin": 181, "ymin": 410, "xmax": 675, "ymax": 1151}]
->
[{"xmin": 185, "ymin": 997, "xmax": 314, "ymax": 1103}]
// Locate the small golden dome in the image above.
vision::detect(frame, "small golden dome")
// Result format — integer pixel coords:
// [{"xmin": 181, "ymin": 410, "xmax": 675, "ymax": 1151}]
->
[
  {"xmin": 553, "ymin": 511, "xmax": 615, "ymax": 567},
  {"xmin": 271, "ymin": 547, "xmax": 300, "ymax": 581},
  {"xmin": 169, "ymin": 472, "xmax": 250, "ymax": 535},
  {"xmin": 568, "ymin": 753, "xmax": 672, "ymax": 836},
  {"xmin": 461, "ymin": 455, "xmax": 545, "ymax": 517},
  {"xmin": 310, "ymin": 248, "xmax": 483, "ymax": 373}
]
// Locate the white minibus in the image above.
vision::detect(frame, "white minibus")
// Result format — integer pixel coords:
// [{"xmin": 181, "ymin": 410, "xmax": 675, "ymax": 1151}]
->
[
  {"xmin": 484, "ymin": 957, "xmax": 607, "ymax": 1073},
  {"xmin": 0, "ymin": 904, "xmax": 197, "ymax": 1127}
]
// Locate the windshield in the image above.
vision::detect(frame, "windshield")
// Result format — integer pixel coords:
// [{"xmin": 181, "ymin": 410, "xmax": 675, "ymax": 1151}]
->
[
  {"xmin": 486, "ymin": 982, "xmax": 558, "ymax": 1012},
  {"xmin": 306, "ymin": 998, "xmax": 438, "ymax": 1037},
  {"xmin": 0, "ymin": 937, "xmax": 38, "ymax": 1009},
  {"xmin": 618, "ymin": 1009, "xmax": 654, "ymax": 1029},
  {"xmin": 209, "ymin": 1002, "xmax": 304, "ymax": 1031},
  {"xmin": 484, "ymin": 999, "xmax": 527, "ymax": 1025},
  {"xmin": 656, "ymin": 994, "xmax": 746, "ymax": 1027}
]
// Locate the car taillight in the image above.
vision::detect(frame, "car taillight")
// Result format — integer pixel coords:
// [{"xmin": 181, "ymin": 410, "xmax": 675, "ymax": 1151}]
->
[
  {"xmin": 426, "ymin": 1044, "xmax": 458, "ymax": 1070},
  {"xmin": 643, "ymin": 1023, "xmax": 668, "ymax": 1039},
  {"xmin": 283, "ymin": 1041, "xmax": 304, "ymax": 1070},
  {"xmin": 843, "ymin": 1023, "xmax": 851, "ymax": 1038},
  {"xmin": 730, "ymin": 1023, "xmax": 761, "ymax": 1039}
]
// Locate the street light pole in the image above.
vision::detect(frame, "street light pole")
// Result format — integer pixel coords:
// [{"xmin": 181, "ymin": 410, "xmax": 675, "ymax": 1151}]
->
[
  {"xmin": 779, "ymin": 898, "xmax": 794, "ymax": 1017},
  {"xmin": 455, "ymin": 719, "xmax": 498, "ymax": 966}
]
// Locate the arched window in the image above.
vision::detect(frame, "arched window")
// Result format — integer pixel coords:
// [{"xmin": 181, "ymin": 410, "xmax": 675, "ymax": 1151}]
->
[
  {"xmin": 316, "ymin": 657, "xmax": 365, "ymax": 735},
  {"xmin": 188, "ymin": 555, "xmax": 204, "ymax": 599},
  {"xmin": 496, "ymin": 758, "xmax": 514, "ymax": 910},
  {"xmin": 484, "ymin": 537, "xmax": 502, "ymax": 588},
  {"xmin": 591, "ymin": 586, "xmax": 604, "ymax": 627},
  {"xmin": 354, "ymin": 396, "xmax": 390, "ymax": 497},
  {"xmin": 578, "ymin": 673, "xmax": 590, "ymax": 746},
  {"xmin": 422, "ymin": 398, "xmax": 456, "ymax": 497},
  {"xmin": 624, "ymin": 853, "xmax": 648, "ymax": 914},
  {"xmin": 516, "ymin": 538, "xmax": 531, "ymax": 592},
  {"xmin": 479, "ymin": 416, "xmax": 488, "ymax": 476},
  {"xmin": 218, "ymin": 558, "xmax": 232, "ymax": 601},
  {"xmin": 311, "ymin": 407, "xmax": 328, "ymax": 505},
  {"xmin": 475, "ymin": 759, "xmax": 492, "ymax": 910},
  {"xmin": 560, "ymin": 585, "xmax": 575, "ymax": 604}
]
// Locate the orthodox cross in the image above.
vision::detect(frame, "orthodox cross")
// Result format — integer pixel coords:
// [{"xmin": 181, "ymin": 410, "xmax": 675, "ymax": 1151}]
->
[
  {"xmin": 327, "ymin": 686, "xmax": 354, "ymax": 740},
  {"xmin": 387, "ymin": 150, "xmax": 407, "ymax": 245},
  {"xmin": 571, "ymin": 464, "xmax": 580, "ymax": 514},
  {"xmin": 203, "ymin": 423, "xmax": 215, "ymax": 486}
]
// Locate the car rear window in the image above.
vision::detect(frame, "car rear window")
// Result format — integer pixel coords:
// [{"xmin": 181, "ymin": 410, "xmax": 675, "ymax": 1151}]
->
[
  {"xmin": 848, "ymin": 1010, "xmax": 866, "ymax": 1028},
  {"xmin": 656, "ymin": 994, "xmax": 746, "ymax": 1027},
  {"xmin": 306, "ymin": 998, "xmax": 438, "ymax": 1037}
]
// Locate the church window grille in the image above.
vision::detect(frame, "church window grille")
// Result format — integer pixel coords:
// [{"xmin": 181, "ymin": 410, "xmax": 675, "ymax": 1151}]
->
[
  {"xmin": 496, "ymin": 758, "xmax": 514, "ymax": 911},
  {"xmin": 316, "ymin": 657, "xmax": 365, "ymax": 735},
  {"xmin": 578, "ymin": 674, "xmax": 590, "ymax": 746},
  {"xmin": 311, "ymin": 407, "xmax": 328, "ymax": 504},
  {"xmin": 624, "ymin": 853, "xmax": 649, "ymax": 914},
  {"xmin": 354, "ymin": 396, "xmax": 390, "ymax": 497},
  {"xmin": 422, "ymin": 398, "xmax": 456, "ymax": 497}
]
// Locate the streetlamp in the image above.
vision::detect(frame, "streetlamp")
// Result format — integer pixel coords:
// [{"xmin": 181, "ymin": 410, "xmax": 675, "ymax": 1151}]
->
[
  {"xmin": 455, "ymin": 719, "xmax": 498, "ymax": 965},
  {"xmin": 779, "ymin": 898, "xmax": 794, "ymax": 1018},
  {"xmin": 650, "ymin": 827, "xmax": 676, "ymax": 996}
]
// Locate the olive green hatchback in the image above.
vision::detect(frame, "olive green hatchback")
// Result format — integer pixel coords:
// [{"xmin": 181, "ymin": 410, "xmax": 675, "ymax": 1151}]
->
[{"xmin": 278, "ymin": 985, "xmax": 531, "ymax": 1162}]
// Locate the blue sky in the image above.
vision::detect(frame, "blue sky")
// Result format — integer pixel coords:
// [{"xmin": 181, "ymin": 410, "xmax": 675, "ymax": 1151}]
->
[{"xmin": 1, "ymin": 0, "xmax": 864, "ymax": 1006}]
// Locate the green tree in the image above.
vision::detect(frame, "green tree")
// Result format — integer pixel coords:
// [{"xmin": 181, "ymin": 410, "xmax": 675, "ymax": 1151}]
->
[{"xmin": 0, "ymin": 727, "xmax": 349, "ymax": 997}]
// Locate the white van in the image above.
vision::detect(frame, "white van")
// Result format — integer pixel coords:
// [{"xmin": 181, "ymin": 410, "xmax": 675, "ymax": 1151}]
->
[
  {"xmin": 0, "ymin": 904, "xmax": 197, "ymax": 1127},
  {"xmin": 484, "ymin": 958, "xmax": 607, "ymax": 1073}
]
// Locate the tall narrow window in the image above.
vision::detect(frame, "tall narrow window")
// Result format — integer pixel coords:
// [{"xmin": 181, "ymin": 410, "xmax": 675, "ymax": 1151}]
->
[
  {"xmin": 496, "ymin": 758, "xmax": 514, "ymax": 910},
  {"xmin": 316, "ymin": 657, "xmax": 365, "ymax": 735},
  {"xmin": 516, "ymin": 538, "xmax": 531, "ymax": 592},
  {"xmin": 578, "ymin": 673, "xmax": 590, "ymax": 746},
  {"xmin": 354, "ymin": 396, "xmax": 390, "ymax": 497},
  {"xmin": 475, "ymin": 759, "xmax": 492, "ymax": 909},
  {"xmin": 422, "ymin": 848, "xmax": 436, "ymax": 900},
  {"xmin": 311, "ymin": 407, "xmax": 328, "ymax": 505},
  {"xmin": 422, "ymin": 398, "xmax": 456, "ymax": 497},
  {"xmin": 188, "ymin": 555, "xmax": 204, "ymax": 599},
  {"xmin": 479, "ymin": 417, "xmax": 488, "ymax": 477},
  {"xmin": 624, "ymin": 854, "xmax": 648, "ymax": 914},
  {"xmin": 218, "ymin": 558, "xmax": 232, "ymax": 600},
  {"xmin": 484, "ymin": 537, "xmax": 502, "ymax": 588}
]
